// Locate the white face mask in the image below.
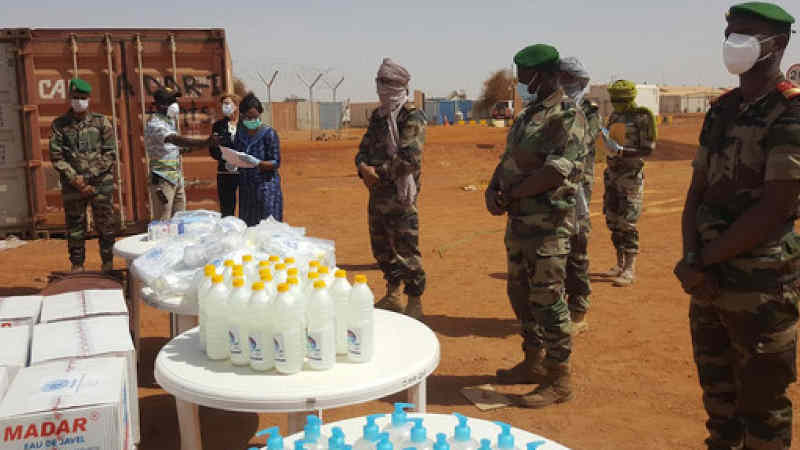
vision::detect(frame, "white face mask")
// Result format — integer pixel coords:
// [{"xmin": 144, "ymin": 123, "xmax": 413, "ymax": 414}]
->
[
  {"xmin": 71, "ymin": 98, "xmax": 89, "ymax": 112},
  {"xmin": 723, "ymin": 33, "xmax": 778, "ymax": 75},
  {"xmin": 166, "ymin": 102, "xmax": 180, "ymax": 118},
  {"xmin": 221, "ymin": 102, "xmax": 235, "ymax": 117}
]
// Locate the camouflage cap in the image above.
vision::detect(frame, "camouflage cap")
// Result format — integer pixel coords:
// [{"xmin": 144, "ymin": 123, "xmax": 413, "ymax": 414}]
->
[
  {"xmin": 514, "ymin": 44, "xmax": 560, "ymax": 70},
  {"xmin": 608, "ymin": 80, "xmax": 637, "ymax": 101},
  {"xmin": 69, "ymin": 78, "xmax": 91, "ymax": 94},
  {"xmin": 727, "ymin": 2, "xmax": 795, "ymax": 24}
]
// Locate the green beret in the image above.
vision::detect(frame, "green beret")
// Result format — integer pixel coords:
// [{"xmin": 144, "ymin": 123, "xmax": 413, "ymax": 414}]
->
[
  {"xmin": 727, "ymin": 2, "xmax": 795, "ymax": 24},
  {"xmin": 514, "ymin": 44, "xmax": 559, "ymax": 70},
  {"xmin": 608, "ymin": 80, "xmax": 637, "ymax": 100},
  {"xmin": 69, "ymin": 78, "xmax": 92, "ymax": 94}
]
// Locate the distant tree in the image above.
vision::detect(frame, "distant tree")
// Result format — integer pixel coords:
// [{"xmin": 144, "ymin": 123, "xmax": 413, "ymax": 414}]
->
[
  {"xmin": 233, "ymin": 77, "xmax": 248, "ymax": 98},
  {"xmin": 474, "ymin": 69, "xmax": 515, "ymax": 117}
]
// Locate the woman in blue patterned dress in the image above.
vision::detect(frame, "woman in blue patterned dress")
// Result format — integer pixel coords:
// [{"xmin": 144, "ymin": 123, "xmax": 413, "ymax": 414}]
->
[{"xmin": 234, "ymin": 93, "xmax": 283, "ymax": 225}]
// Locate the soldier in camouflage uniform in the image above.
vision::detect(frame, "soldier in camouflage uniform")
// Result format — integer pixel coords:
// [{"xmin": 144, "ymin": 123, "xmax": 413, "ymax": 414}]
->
[
  {"xmin": 49, "ymin": 78, "xmax": 117, "ymax": 272},
  {"xmin": 356, "ymin": 58, "xmax": 426, "ymax": 320},
  {"xmin": 674, "ymin": 3, "xmax": 800, "ymax": 449},
  {"xmin": 485, "ymin": 44, "xmax": 587, "ymax": 408},
  {"xmin": 602, "ymin": 80, "xmax": 657, "ymax": 287},
  {"xmin": 559, "ymin": 57, "xmax": 602, "ymax": 334}
]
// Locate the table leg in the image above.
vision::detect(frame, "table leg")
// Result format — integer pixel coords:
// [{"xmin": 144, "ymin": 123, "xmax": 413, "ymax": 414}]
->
[
  {"xmin": 126, "ymin": 261, "xmax": 142, "ymax": 363},
  {"xmin": 175, "ymin": 314, "xmax": 199, "ymax": 336},
  {"xmin": 408, "ymin": 378, "xmax": 427, "ymax": 413},
  {"xmin": 176, "ymin": 399, "xmax": 202, "ymax": 450}
]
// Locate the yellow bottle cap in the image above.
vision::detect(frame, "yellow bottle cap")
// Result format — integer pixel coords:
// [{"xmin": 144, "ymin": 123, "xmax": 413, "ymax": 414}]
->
[
  {"xmin": 252, "ymin": 282, "xmax": 265, "ymax": 291},
  {"xmin": 232, "ymin": 277, "xmax": 245, "ymax": 288},
  {"xmin": 335, "ymin": 269, "xmax": 346, "ymax": 278},
  {"xmin": 212, "ymin": 274, "xmax": 224, "ymax": 284},
  {"xmin": 309, "ymin": 261, "xmax": 320, "ymax": 268},
  {"xmin": 224, "ymin": 260, "xmax": 235, "ymax": 267},
  {"xmin": 318, "ymin": 266, "xmax": 330, "ymax": 274},
  {"xmin": 277, "ymin": 283, "xmax": 289, "ymax": 293},
  {"xmin": 308, "ymin": 272, "xmax": 319, "ymax": 280},
  {"xmin": 235, "ymin": 264, "xmax": 243, "ymax": 271},
  {"xmin": 260, "ymin": 271, "xmax": 273, "ymax": 282},
  {"xmin": 204, "ymin": 265, "xmax": 216, "ymax": 276},
  {"xmin": 269, "ymin": 255, "xmax": 280, "ymax": 262},
  {"xmin": 354, "ymin": 275, "xmax": 367, "ymax": 284},
  {"xmin": 287, "ymin": 277, "xmax": 299, "ymax": 285},
  {"xmin": 314, "ymin": 280, "xmax": 326, "ymax": 289},
  {"xmin": 233, "ymin": 267, "xmax": 244, "ymax": 276},
  {"xmin": 285, "ymin": 257, "xmax": 296, "ymax": 264},
  {"xmin": 287, "ymin": 268, "xmax": 299, "ymax": 276},
  {"xmin": 259, "ymin": 261, "xmax": 270, "ymax": 268},
  {"xmin": 242, "ymin": 254, "xmax": 253, "ymax": 262},
  {"xmin": 275, "ymin": 264, "xmax": 286, "ymax": 271},
  {"xmin": 259, "ymin": 268, "xmax": 272, "ymax": 277}
]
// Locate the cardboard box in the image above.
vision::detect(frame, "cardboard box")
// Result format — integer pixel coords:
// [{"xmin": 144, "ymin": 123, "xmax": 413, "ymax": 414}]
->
[
  {"xmin": 30, "ymin": 316, "xmax": 139, "ymax": 444},
  {"xmin": 0, "ymin": 357, "xmax": 130, "ymax": 450},
  {"xmin": 0, "ymin": 326, "xmax": 30, "ymax": 387},
  {"xmin": 40, "ymin": 289, "xmax": 128, "ymax": 323},
  {"xmin": 0, "ymin": 296, "xmax": 42, "ymax": 328}
]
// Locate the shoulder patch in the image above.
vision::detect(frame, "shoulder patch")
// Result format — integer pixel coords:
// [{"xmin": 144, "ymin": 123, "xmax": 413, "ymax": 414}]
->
[{"xmin": 778, "ymin": 80, "xmax": 800, "ymax": 101}]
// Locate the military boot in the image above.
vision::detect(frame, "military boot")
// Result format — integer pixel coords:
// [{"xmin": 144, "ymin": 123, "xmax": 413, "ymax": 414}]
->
[
  {"xmin": 405, "ymin": 295, "xmax": 423, "ymax": 321},
  {"xmin": 570, "ymin": 311, "xmax": 588, "ymax": 335},
  {"xmin": 604, "ymin": 249, "xmax": 625, "ymax": 277},
  {"xmin": 101, "ymin": 261, "xmax": 114, "ymax": 273},
  {"xmin": 515, "ymin": 360, "xmax": 573, "ymax": 408},
  {"xmin": 375, "ymin": 282, "xmax": 404, "ymax": 313},
  {"xmin": 613, "ymin": 252, "xmax": 637, "ymax": 287},
  {"xmin": 70, "ymin": 264, "xmax": 85, "ymax": 273},
  {"xmin": 495, "ymin": 347, "xmax": 548, "ymax": 385}
]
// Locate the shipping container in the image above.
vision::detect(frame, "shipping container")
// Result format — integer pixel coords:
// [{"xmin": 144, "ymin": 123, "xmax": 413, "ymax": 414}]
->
[
  {"xmin": 296, "ymin": 100, "xmax": 320, "ymax": 130},
  {"xmin": 423, "ymin": 100, "xmax": 440, "ymax": 125},
  {"xmin": 318, "ymin": 101, "xmax": 342, "ymax": 130},
  {"xmin": 0, "ymin": 28, "xmax": 232, "ymax": 235},
  {"xmin": 263, "ymin": 101, "xmax": 298, "ymax": 132}
]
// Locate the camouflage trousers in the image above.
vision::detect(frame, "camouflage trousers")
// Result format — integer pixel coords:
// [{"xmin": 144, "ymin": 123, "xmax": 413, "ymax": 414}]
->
[
  {"xmin": 690, "ymin": 285, "xmax": 798, "ymax": 450},
  {"xmin": 603, "ymin": 166, "xmax": 643, "ymax": 254},
  {"xmin": 505, "ymin": 223, "xmax": 572, "ymax": 363},
  {"xmin": 63, "ymin": 184, "xmax": 117, "ymax": 266},
  {"xmin": 567, "ymin": 179, "xmax": 593, "ymax": 314},
  {"xmin": 368, "ymin": 193, "xmax": 426, "ymax": 296}
]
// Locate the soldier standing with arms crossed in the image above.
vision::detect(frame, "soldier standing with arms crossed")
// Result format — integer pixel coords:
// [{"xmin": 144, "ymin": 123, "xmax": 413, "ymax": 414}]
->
[
  {"xmin": 675, "ymin": 3, "xmax": 800, "ymax": 448},
  {"xmin": 485, "ymin": 44, "xmax": 587, "ymax": 407}
]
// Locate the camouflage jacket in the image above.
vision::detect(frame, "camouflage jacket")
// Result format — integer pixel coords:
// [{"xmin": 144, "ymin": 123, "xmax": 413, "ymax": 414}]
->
[
  {"xmin": 606, "ymin": 106, "xmax": 656, "ymax": 172},
  {"xmin": 49, "ymin": 110, "xmax": 116, "ymax": 188},
  {"xmin": 355, "ymin": 102, "xmax": 426, "ymax": 198},
  {"xmin": 498, "ymin": 88, "xmax": 587, "ymax": 239},
  {"xmin": 693, "ymin": 79, "xmax": 800, "ymax": 290},
  {"xmin": 581, "ymin": 99, "xmax": 602, "ymax": 185}
]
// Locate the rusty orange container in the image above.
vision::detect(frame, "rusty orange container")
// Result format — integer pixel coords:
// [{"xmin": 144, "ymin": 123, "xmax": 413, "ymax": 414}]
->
[{"xmin": 0, "ymin": 28, "xmax": 233, "ymax": 235}]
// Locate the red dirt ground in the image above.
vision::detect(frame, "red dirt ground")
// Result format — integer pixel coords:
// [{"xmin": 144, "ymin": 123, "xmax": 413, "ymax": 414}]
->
[{"xmin": 3, "ymin": 118, "xmax": 797, "ymax": 450}]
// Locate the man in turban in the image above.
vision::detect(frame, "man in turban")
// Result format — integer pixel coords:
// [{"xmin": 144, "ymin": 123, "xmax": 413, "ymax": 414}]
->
[{"xmin": 355, "ymin": 58, "xmax": 427, "ymax": 320}]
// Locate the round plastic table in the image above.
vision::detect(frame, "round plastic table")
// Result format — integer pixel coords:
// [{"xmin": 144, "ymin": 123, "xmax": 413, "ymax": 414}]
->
[
  {"xmin": 113, "ymin": 233, "xmax": 198, "ymax": 347},
  {"xmin": 284, "ymin": 413, "xmax": 570, "ymax": 450},
  {"xmin": 154, "ymin": 310, "xmax": 441, "ymax": 450}
]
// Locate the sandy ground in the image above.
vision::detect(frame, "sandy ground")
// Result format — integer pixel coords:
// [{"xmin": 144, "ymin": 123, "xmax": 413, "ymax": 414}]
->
[{"xmin": 4, "ymin": 116, "xmax": 797, "ymax": 450}]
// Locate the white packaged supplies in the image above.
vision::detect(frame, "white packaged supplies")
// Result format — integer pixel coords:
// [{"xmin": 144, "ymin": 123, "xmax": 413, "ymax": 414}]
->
[
  {"xmin": 30, "ymin": 316, "xmax": 139, "ymax": 444},
  {"xmin": 0, "ymin": 368, "xmax": 7, "ymax": 404},
  {"xmin": 0, "ymin": 326, "xmax": 30, "ymax": 387},
  {"xmin": 0, "ymin": 357, "xmax": 131, "ymax": 450},
  {"xmin": 0, "ymin": 296, "xmax": 42, "ymax": 328},
  {"xmin": 40, "ymin": 289, "xmax": 128, "ymax": 323}
]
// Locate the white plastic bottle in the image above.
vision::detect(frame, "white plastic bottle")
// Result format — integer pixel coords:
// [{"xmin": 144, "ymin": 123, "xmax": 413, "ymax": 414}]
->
[
  {"xmin": 273, "ymin": 283, "xmax": 305, "ymax": 374},
  {"xmin": 400, "ymin": 419, "xmax": 433, "ymax": 450},
  {"xmin": 347, "ymin": 275, "xmax": 375, "ymax": 363},
  {"xmin": 274, "ymin": 263, "xmax": 289, "ymax": 285},
  {"xmin": 308, "ymin": 260, "xmax": 320, "ymax": 273},
  {"xmin": 227, "ymin": 265, "xmax": 244, "ymax": 289},
  {"xmin": 205, "ymin": 274, "xmax": 230, "ymax": 360},
  {"xmin": 353, "ymin": 414, "xmax": 385, "ymax": 450},
  {"xmin": 242, "ymin": 254, "xmax": 259, "ymax": 285},
  {"xmin": 317, "ymin": 266, "xmax": 335, "ymax": 287},
  {"xmin": 330, "ymin": 270, "xmax": 352, "ymax": 355},
  {"xmin": 288, "ymin": 267, "xmax": 302, "ymax": 290},
  {"xmin": 306, "ymin": 280, "xmax": 336, "ymax": 370},
  {"xmin": 288, "ymin": 276, "xmax": 307, "ymax": 328},
  {"xmin": 260, "ymin": 268, "xmax": 278, "ymax": 299},
  {"xmin": 227, "ymin": 277, "xmax": 251, "ymax": 366},
  {"xmin": 305, "ymin": 272, "xmax": 321, "ymax": 298},
  {"xmin": 248, "ymin": 281, "xmax": 275, "ymax": 371},
  {"xmin": 284, "ymin": 256, "xmax": 298, "ymax": 271},
  {"xmin": 197, "ymin": 264, "xmax": 216, "ymax": 352},
  {"xmin": 448, "ymin": 414, "xmax": 478, "ymax": 450},
  {"xmin": 492, "ymin": 422, "xmax": 519, "ymax": 450},
  {"xmin": 382, "ymin": 403, "xmax": 415, "ymax": 447},
  {"xmin": 222, "ymin": 259, "xmax": 235, "ymax": 285}
]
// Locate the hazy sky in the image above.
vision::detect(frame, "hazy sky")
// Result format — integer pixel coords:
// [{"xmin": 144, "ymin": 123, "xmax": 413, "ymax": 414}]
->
[{"xmin": 6, "ymin": 1, "xmax": 800, "ymax": 102}]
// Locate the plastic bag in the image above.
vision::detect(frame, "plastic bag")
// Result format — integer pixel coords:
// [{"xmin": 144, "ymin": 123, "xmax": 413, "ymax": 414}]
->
[
  {"xmin": 132, "ymin": 241, "xmax": 189, "ymax": 286},
  {"xmin": 215, "ymin": 216, "xmax": 248, "ymax": 234}
]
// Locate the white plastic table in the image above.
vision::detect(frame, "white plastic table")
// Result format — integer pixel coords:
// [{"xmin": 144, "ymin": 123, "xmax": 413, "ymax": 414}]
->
[
  {"xmin": 285, "ymin": 413, "xmax": 570, "ymax": 450},
  {"xmin": 113, "ymin": 233, "xmax": 198, "ymax": 343},
  {"xmin": 154, "ymin": 310, "xmax": 440, "ymax": 450}
]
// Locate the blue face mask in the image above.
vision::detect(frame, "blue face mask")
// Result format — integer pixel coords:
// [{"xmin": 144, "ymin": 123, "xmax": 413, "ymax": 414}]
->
[
  {"xmin": 243, "ymin": 118, "xmax": 261, "ymax": 130},
  {"xmin": 517, "ymin": 74, "xmax": 540, "ymax": 105}
]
